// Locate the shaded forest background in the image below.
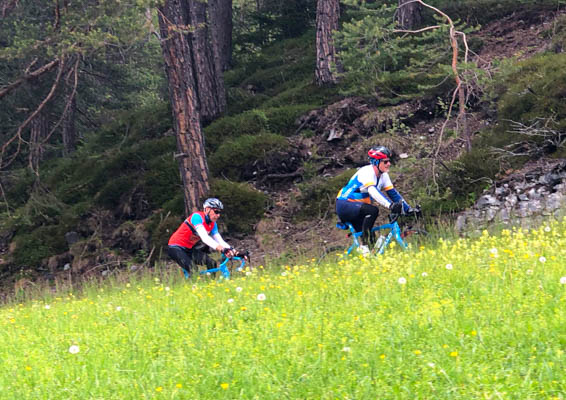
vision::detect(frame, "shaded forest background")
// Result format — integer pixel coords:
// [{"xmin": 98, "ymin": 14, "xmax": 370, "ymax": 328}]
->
[{"xmin": 1, "ymin": 0, "xmax": 566, "ymax": 290}]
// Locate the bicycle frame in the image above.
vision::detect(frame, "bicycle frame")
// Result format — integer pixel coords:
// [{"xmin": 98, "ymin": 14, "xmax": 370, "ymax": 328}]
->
[
  {"xmin": 336, "ymin": 219, "xmax": 408, "ymax": 256},
  {"xmin": 197, "ymin": 255, "xmax": 247, "ymax": 279}
]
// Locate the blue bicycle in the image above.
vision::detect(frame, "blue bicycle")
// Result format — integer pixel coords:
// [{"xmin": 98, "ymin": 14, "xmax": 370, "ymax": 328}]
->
[
  {"xmin": 192, "ymin": 250, "xmax": 249, "ymax": 279},
  {"xmin": 334, "ymin": 207, "xmax": 426, "ymax": 256}
]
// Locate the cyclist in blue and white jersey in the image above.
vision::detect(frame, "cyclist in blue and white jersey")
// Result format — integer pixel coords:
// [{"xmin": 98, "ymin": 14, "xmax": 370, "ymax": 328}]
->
[{"xmin": 336, "ymin": 146, "xmax": 416, "ymax": 253}]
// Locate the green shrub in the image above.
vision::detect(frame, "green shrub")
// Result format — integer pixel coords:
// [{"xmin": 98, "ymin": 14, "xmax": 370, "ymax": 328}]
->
[
  {"xmin": 147, "ymin": 212, "xmax": 182, "ymax": 258},
  {"xmin": 208, "ymin": 133, "xmax": 289, "ymax": 180},
  {"xmin": 496, "ymin": 53, "xmax": 566, "ymax": 131},
  {"xmin": 295, "ymin": 169, "xmax": 354, "ymax": 220},
  {"xmin": 144, "ymin": 153, "xmax": 180, "ymax": 209},
  {"xmin": 84, "ymin": 102, "xmax": 171, "ymax": 153},
  {"xmin": 263, "ymin": 104, "xmax": 315, "ymax": 136},
  {"xmin": 263, "ymin": 81, "xmax": 340, "ymax": 108},
  {"xmin": 204, "ymin": 109, "xmax": 269, "ymax": 152},
  {"xmin": 210, "ymin": 179, "xmax": 268, "ymax": 235},
  {"xmin": 162, "ymin": 193, "xmax": 185, "ymax": 215},
  {"xmin": 440, "ymin": 0, "xmax": 560, "ymax": 26},
  {"xmin": 4, "ymin": 169, "xmax": 34, "ymax": 207},
  {"xmin": 95, "ymin": 176, "xmax": 137, "ymax": 209},
  {"xmin": 12, "ymin": 225, "xmax": 67, "ymax": 267},
  {"xmin": 225, "ymin": 87, "xmax": 270, "ymax": 115}
]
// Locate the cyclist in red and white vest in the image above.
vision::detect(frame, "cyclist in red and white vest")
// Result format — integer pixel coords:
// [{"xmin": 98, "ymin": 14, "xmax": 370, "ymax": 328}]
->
[
  {"xmin": 168, "ymin": 198, "xmax": 237, "ymax": 277},
  {"xmin": 336, "ymin": 146, "xmax": 417, "ymax": 253}
]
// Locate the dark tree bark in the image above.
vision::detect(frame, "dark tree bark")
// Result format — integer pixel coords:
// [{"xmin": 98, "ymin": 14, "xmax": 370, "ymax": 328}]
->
[
  {"xmin": 397, "ymin": 0, "xmax": 422, "ymax": 30},
  {"xmin": 158, "ymin": 0, "xmax": 210, "ymax": 215},
  {"xmin": 208, "ymin": 0, "xmax": 232, "ymax": 72},
  {"xmin": 29, "ymin": 111, "xmax": 47, "ymax": 174},
  {"xmin": 315, "ymin": 0, "xmax": 341, "ymax": 86},
  {"xmin": 62, "ymin": 85, "xmax": 77, "ymax": 156},
  {"xmin": 0, "ymin": 0, "xmax": 18, "ymax": 18},
  {"xmin": 187, "ymin": 0, "xmax": 226, "ymax": 123}
]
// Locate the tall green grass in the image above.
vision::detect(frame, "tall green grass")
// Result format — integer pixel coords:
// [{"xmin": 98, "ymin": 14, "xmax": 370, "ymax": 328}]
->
[{"xmin": 1, "ymin": 219, "xmax": 565, "ymax": 399}]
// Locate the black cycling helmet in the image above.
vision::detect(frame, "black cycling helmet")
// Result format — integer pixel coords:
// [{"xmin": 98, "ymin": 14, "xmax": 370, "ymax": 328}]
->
[
  {"xmin": 203, "ymin": 198, "xmax": 224, "ymax": 210},
  {"xmin": 368, "ymin": 146, "xmax": 392, "ymax": 166}
]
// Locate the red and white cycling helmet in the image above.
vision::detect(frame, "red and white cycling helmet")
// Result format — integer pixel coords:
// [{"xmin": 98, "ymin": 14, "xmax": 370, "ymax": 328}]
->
[{"xmin": 368, "ymin": 146, "xmax": 392, "ymax": 166}]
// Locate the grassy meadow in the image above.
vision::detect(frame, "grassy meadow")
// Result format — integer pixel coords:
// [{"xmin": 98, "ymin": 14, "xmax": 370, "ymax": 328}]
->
[{"xmin": 1, "ymin": 219, "xmax": 566, "ymax": 399}]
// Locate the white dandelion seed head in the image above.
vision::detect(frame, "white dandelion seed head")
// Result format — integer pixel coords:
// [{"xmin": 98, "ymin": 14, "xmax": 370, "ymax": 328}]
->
[
  {"xmin": 421, "ymin": 272, "xmax": 428, "ymax": 277},
  {"xmin": 490, "ymin": 248, "xmax": 498, "ymax": 254},
  {"xmin": 116, "ymin": 306, "xmax": 122, "ymax": 311},
  {"xmin": 526, "ymin": 269, "xmax": 534, "ymax": 275},
  {"xmin": 165, "ymin": 287, "xmax": 170, "ymax": 291},
  {"xmin": 544, "ymin": 226, "xmax": 551, "ymax": 232},
  {"xmin": 398, "ymin": 277, "xmax": 407, "ymax": 285},
  {"xmin": 257, "ymin": 293, "xmax": 266, "ymax": 301},
  {"xmin": 227, "ymin": 298, "xmax": 234, "ymax": 303},
  {"xmin": 538, "ymin": 256, "xmax": 546, "ymax": 263},
  {"xmin": 428, "ymin": 362, "xmax": 435, "ymax": 368},
  {"xmin": 44, "ymin": 305, "xmax": 51, "ymax": 310},
  {"xmin": 236, "ymin": 287, "xmax": 243, "ymax": 292},
  {"xmin": 342, "ymin": 347, "xmax": 351, "ymax": 352},
  {"xmin": 68, "ymin": 345, "xmax": 80, "ymax": 354},
  {"xmin": 560, "ymin": 277, "xmax": 566, "ymax": 285},
  {"xmin": 281, "ymin": 271, "xmax": 287, "ymax": 276},
  {"xmin": 445, "ymin": 263, "xmax": 453, "ymax": 270},
  {"xmin": 245, "ymin": 271, "xmax": 252, "ymax": 276}
]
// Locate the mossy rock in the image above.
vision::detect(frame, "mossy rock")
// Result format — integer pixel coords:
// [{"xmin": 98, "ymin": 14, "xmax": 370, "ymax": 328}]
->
[
  {"xmin": 209, "ymin": 180, "xmax": 268, "ymax": 235},
  {"xmin": 295, "ymin": 169, "xmax": 355, "ymax": 220},
  {"xmin": 208, "ymin": 133, "xmax": 289, "ymax": 181}
]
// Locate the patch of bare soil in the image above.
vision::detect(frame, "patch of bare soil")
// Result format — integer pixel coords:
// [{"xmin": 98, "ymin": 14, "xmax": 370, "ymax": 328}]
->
[{"xmin": 474, "ymin": 8, "xmax": 566, "ymax": 66}]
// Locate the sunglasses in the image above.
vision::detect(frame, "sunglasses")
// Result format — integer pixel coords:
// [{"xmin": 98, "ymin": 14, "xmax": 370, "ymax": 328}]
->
[
  {"xmin": 381, "ymin": 159, "xmax": 391, "ymax": 164},
  {"xmin": 212, "ymin": 208, "xmax": 222, "ymax": 215}
]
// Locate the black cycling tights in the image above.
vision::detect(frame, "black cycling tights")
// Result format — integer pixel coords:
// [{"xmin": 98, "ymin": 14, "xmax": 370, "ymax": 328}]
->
[
  {"xmin": 359, "ymin": 204, "xmax": 379, "ymax": 246},
  {"xmin": 167, "ymin": 246, "xmax": 217, "ymax": 277},
  {"xmin": 336, "ymin": 200, "xmax": 380, "ymax": 246}
]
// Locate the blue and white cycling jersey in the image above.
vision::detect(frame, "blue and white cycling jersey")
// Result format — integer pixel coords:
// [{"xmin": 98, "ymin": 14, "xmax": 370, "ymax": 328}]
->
[{"xmin": 337, "ymin": 165, "xmax": 407, "ymax": 209}]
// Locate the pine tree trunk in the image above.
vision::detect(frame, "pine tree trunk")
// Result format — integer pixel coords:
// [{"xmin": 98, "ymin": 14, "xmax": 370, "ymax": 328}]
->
[
  {"xmin": 29, "ymin": 111, "xmax": 47, "ymax": 174},
  {"xmin": 158, "ymin": 0, "xmax": 210, "ymax": 215},
  {"xmin": 62, "ymin": 83, "xmax": 77, "ymax": 156},
  {"xmin": 187, "ymin": 0, "xmax": 226, "ymax": 123},
  {"xmin": 315, "ymin": 0, "xmax": 341, "ymax": 86},
  {"xmin": 208, "ymin": 0, "xmax": 232, "ymax": 72},
  {"xmin": 397, "ymin": 0, "xmax": 422, "ymax": 30}
]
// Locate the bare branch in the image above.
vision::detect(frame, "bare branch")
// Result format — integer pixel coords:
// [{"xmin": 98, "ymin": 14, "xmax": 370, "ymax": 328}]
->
[
  {"xmin": 42, "ymin": 56, "xmax": 80, "ymax": 146},
  {"xmin": 0, "ymin": 58, "xmax": 60, "ymax": 100},
  {"xmin": 0, "ymin": 56, "xmax": 66, "ymax": 172}
]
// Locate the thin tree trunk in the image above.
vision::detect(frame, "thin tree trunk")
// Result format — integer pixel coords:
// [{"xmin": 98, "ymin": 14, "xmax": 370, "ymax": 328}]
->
[
  {"xmin": 187, "ymin": 0, "xmax": 226, "ymax": 123},
  {"xmin": 62, "ymin": 79, "xmax": 77, "ymax": 156},
  {"xmin": 315, "ymin": 0, "xmax": 341, "ymax": 86},
  {"xmin": 29, "ymin": 111, "xmax": 48, "ymax": 174},
  {"xmin": 208, "ymin": 0, "xmax": 232, "ymax": 72},
  {"xmin": 158, "ymin": 0, "xmax": 210, "ymax": 215},
  {"xmin": 397, "ymin": 0, "xmax": 422, "ymax": 30}
]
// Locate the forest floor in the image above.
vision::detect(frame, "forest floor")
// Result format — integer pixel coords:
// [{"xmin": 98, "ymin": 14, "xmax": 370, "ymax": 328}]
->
[{"xmin": 227, "ymin": 7, "xmax": 566, "ymax": 267}]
